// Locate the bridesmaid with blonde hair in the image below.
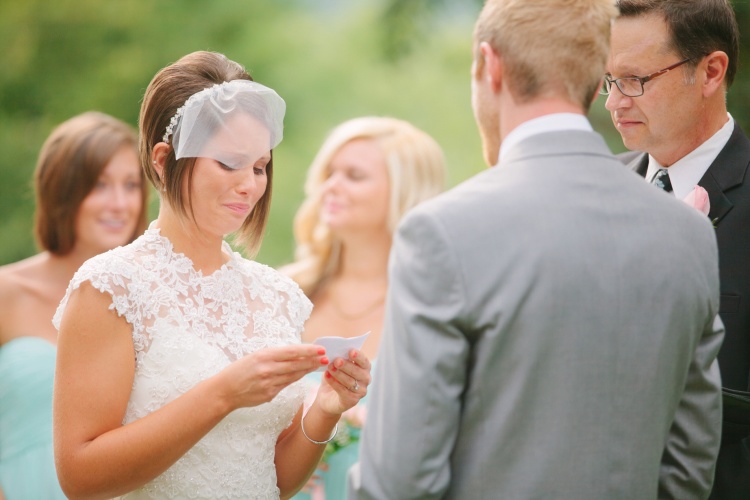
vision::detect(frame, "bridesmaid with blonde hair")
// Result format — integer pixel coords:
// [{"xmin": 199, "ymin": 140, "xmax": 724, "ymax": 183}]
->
[{"xmin": 284, "ymin": 116, "xmax": 446, "ymax": 499}]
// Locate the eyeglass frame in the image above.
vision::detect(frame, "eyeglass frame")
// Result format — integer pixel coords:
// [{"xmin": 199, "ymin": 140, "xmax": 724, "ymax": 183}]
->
[{"xmin": 600, "ymin": 57, "xmax": 693, "ymax": 97}]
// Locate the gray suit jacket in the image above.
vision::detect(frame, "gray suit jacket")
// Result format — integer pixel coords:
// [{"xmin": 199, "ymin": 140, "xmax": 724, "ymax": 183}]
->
[{"xmin": 349, "ymin": 129, "xmax": 723, "ymax": 499}]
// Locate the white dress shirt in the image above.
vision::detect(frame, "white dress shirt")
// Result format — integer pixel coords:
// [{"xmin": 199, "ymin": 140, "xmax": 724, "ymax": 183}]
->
[{"xmin": 646, "ymin": 114, "xmax": 734, "ymax": 199}]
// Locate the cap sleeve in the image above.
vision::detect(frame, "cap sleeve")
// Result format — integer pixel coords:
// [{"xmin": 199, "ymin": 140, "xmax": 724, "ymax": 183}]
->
[{"xmin": 53, "ymin": 250, "xmax": 138, "ymax": 331}]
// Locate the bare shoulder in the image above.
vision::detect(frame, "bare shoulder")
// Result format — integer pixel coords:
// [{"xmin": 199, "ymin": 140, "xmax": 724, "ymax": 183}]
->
[
  {"xmin": 0, "ymin": 255, "xmax": 44, "ymax": 318},
  {"xmin": 0, "ymin": 263, "xmax": 19, "ymax": 343},
  {"xmin": 0, "ymin": 253, "xmax": 49, "ymax": 288},
  {"xmin": 0, "ymin": 261, "xmax": 18, "ymax": 298}
]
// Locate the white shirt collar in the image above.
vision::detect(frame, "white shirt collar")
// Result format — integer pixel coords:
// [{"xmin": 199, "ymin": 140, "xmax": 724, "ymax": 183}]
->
[
  {"xmin": 497, "ymin": 113, "xmax": 593, "ymax": 165},
  {"xmin": 646, "ymin": 113, "xmax": 734, "ymax": 199}
]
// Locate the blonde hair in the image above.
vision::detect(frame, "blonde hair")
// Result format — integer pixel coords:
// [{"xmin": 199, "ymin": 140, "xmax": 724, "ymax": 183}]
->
[
  {"xmin": 474, "ymin": 0, "xmax": 618, "ymax": 111},
  {"xmin": 285, "ymin": 117, "xmax": 446, "ymax": 296}
]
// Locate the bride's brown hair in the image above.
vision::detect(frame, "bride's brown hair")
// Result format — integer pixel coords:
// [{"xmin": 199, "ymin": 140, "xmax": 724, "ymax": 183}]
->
[{"xmin": 139, "ymin": 51, "xmax": 274, "ymax": 256}]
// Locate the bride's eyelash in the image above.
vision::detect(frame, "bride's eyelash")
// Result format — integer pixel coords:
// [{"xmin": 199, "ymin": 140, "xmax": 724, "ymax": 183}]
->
[{"xmin": 216, "ymin": 158, "xmax": 268, "ymax": 173}]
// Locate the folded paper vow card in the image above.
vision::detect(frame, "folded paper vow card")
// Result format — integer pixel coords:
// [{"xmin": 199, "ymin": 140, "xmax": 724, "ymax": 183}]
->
[{"xmin": 313, "ymin": 331, "xmax": 370, "ymax": 371}]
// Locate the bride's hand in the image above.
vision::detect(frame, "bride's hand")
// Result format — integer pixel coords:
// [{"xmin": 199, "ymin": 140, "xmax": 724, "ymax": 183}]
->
[
  {"xmin": 314, "ymin": 348, "xmax": 372, "ymax": 415},
  {"xmin": 217, "ymin": 344, "xmax": 328, "ymax": 410}
]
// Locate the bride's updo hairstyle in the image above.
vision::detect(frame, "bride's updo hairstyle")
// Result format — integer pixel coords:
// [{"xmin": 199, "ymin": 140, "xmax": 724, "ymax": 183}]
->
[{"xmin": 139, "ymin": 51, "xmax": 274, "ymax": 256}]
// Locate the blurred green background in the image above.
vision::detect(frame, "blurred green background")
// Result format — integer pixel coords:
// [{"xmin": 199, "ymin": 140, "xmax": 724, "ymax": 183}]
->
[{"xmin": 1, "ymin": 0, "xmax": 748, "ymax": 268}]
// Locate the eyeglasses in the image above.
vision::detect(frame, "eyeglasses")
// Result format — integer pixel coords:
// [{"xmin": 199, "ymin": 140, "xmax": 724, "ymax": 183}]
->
[{"xmin": 600, "ymin": 58, "xmax": 692, "ymax": 97}]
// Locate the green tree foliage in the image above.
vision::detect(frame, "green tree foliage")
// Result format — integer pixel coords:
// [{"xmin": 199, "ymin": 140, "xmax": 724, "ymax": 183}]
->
[
  {"xmin": 0, "ymin": 0, "xmax": 484, "ymax": 267},
  {"xmin": 2, "ymin": 0, "xmax": 747, "ymax": 269},
  {"xmin": 727, "ymin": 1, "xmax": 750, "ymax": 134},
  {"xmin": 381, "ymin": 0, "xmax": 750, "ymax": 154},
  {"xmin": 381, "ymin": 0, "xmax": 483, "ymax": 61},
  {"xmin": 0, "ymin": 0, "xmax": 295, "ymax": 264}
]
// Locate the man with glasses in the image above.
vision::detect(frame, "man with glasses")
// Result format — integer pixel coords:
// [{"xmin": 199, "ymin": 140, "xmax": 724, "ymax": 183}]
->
[{"xmin": 604, "ymin": 1, "xmax": 750, "ymax": 497}]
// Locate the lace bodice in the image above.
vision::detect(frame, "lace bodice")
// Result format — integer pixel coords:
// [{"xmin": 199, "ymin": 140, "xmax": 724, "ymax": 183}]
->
[{"xmin": 53, "ymin": 227, "xmax": 312, "ymax": 499}]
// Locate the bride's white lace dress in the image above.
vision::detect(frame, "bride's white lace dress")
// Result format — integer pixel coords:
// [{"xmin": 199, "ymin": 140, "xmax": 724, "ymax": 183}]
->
[{"xmin": 53, "ymin": 226, "xmax": 312, "ymax": 499}]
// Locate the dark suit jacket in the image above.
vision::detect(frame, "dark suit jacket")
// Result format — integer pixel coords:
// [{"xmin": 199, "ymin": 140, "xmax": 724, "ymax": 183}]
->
[{"xmin": 621, "ymin": 122, "xmax": 750, "ymax": 498}]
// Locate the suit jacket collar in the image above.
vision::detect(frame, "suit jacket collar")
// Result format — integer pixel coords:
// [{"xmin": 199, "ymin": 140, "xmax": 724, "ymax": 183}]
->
[
  {"xmin": 502, "ymin": 129, "xmax": 613, "ymax": 167},
  {"xmin": 627, "ymin": 122, "xmax": 750, "ymax": 225}
]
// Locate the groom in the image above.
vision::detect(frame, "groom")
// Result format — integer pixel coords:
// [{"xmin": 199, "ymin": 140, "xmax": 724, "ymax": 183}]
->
[{"xmin": 348, "ymin": 0, "xmax": 723, "ymax": 498}]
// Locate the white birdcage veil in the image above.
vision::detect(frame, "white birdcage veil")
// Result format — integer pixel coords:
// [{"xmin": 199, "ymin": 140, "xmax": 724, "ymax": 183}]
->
[{"xmin": 163, "ymin": 79, "xmax": 285, "ymax": 169}]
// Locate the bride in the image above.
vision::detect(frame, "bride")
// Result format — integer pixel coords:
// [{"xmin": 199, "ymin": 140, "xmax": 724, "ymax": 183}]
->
[{"xmin": 52, "ymin": 51, "xmax": 371, "ymax": 499}]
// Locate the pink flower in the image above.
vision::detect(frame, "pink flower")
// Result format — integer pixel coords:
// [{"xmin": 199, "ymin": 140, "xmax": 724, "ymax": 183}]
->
[{"xmin": 683, "ymin": 186, "xmax": 710, "ymax": 216}]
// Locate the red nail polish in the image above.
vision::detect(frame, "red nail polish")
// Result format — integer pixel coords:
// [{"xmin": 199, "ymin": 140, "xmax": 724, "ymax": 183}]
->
[
  {"xmin": 351, "ymin": 351, "xmax": 358, "ymax": 359},
  {"xmin": 317, "ymin": 347, "xmax": 326, "ymax": 355},
  {"xmin": 320, "ymin": 357, "xmax": 329, "ymax": 365},
  {"xmin": 325, "ymin": 371, "xmax": 332, "ymax": 379},
  {"xmin": 331, "ymin": 365, "xmax": 337, "ymax": 372}
]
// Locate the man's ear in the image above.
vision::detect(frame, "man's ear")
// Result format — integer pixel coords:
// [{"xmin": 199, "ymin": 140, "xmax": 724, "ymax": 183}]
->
[
  {"xmin": 479, "ymin": 41, "xmax": 503, "ymax": 93},
  {"xmin": 701, "ymin": 50, "xmax": 729, "ymax": 97}
]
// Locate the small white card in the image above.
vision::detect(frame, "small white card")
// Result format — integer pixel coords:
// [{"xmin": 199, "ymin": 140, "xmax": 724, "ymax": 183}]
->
[{"xmin": 313, "ymin": 331, "xmax": 370, "ymax": 371}]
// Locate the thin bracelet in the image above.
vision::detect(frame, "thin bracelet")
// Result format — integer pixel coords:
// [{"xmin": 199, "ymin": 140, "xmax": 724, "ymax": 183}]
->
[{"xmin": 301, "ymin": 412, "xmax": 338, "ymax": 445}]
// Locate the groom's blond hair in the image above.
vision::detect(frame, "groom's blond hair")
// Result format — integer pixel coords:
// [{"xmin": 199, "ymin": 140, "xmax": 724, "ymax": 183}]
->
[{"xmin": 474, "ymin": 0, "xmax": 618, "ymax": 111}]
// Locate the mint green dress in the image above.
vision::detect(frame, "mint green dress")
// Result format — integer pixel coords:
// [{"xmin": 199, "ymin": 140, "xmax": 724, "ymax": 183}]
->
[
  {"xmin": 293, "ymin": 362, "xmax": 375, "ymax": 500},
  {"xmin": 0, "ymin": 337, "xmax": 66, "ymax": 499}
]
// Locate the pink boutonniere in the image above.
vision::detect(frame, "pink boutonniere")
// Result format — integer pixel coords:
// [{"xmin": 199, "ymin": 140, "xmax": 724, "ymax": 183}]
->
[{"xmin": 683, "ymin": 185, "xmax": 710, "ymax": 217}]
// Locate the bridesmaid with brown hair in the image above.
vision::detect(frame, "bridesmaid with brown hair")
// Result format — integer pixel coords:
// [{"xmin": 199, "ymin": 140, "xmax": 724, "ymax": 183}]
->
[{"xmin": 0, "ymin": 111, "xmax": 148, "ymax": 499}]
